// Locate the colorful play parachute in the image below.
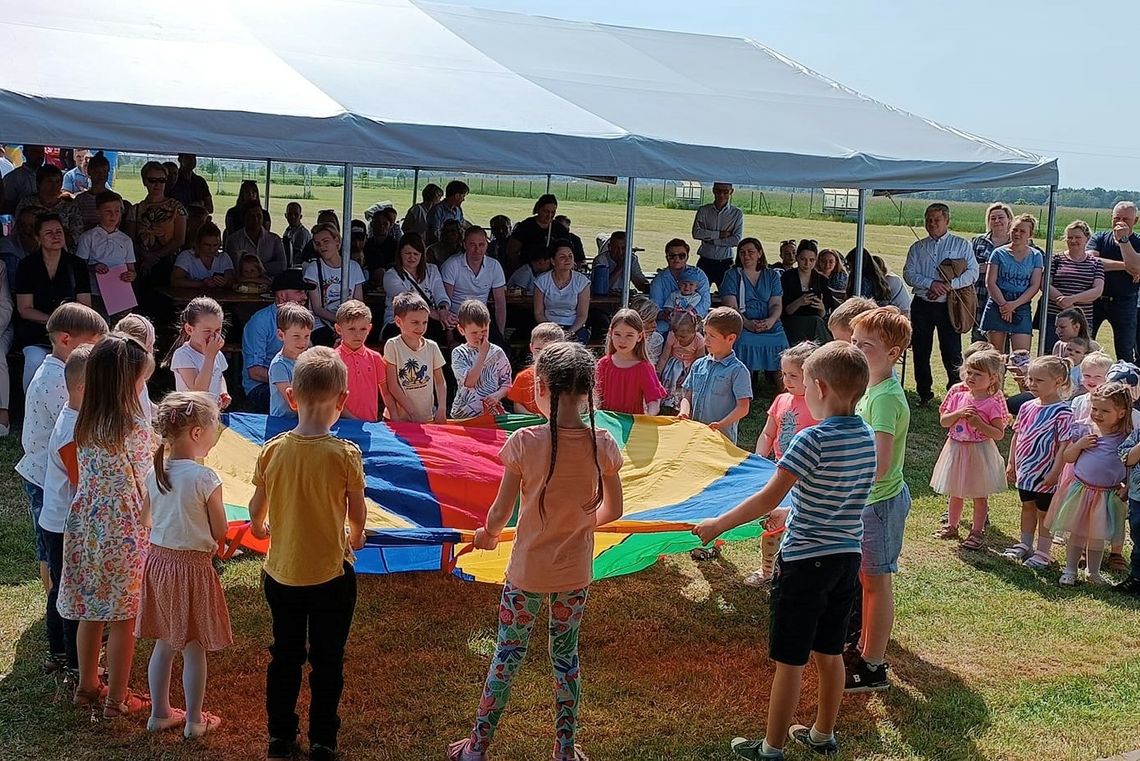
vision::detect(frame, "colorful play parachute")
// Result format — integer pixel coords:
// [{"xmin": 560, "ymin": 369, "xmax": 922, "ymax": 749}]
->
[{"xmin": 209, "ymin": 413, "xmax": 787, "ymax": 584}]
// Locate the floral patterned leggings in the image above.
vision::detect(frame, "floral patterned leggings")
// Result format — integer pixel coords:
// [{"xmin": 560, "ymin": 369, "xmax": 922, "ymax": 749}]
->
[{"xmin": 468, "ymin": 582, "xmax": 589, "ymax": 756}]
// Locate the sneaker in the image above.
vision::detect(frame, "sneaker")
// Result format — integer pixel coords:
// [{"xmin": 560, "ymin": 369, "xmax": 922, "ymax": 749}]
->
[
  {"xmin": 268, "ymin": 735, "xmax": 301, "ymax": 760},
  {"xmin": 730, "ymin": 737, "xmax": 784, "ymax": 759},
  {"xmin": 1107, "ymin": 553, "xmax": 1129, "ymax": 573},
  {"xmin": 1114, "ymin": 576, "xmax": 1140, "ymax": 596},
  {"xmin": 844, "ymin": 655, "xmax": 890, "ymax": 693},
  {"xmin": 841, "ymin": 645, "xmax": 861, "ymax": 669},
  {"xmin": 146, "ymin": 708, "xmax": 186, "ymax": 732},
  {"xmin": 185, "ymin": 712, "xmax": 222, "ymax": 739},
  {"xmin": 789, "ymin": 724, "xmax": 839, "ymax": 756},
  {"xmin": 917, "ymin": 393, "xmax": 935, "ymax": 407},
  {"xmin": 1059, "ymin": 570, "xmax": 1077, "ymax": 586},
  {"xmin": 309, "ymin": 745, "xmax": 338, "ymax": 761},
  {"xmin": 41, "ymin": 652, "xmax": 68, "ymax": 675},
  {"xmin": 743, "ymin": 569, "xmax": 771, "ymax": 588}
]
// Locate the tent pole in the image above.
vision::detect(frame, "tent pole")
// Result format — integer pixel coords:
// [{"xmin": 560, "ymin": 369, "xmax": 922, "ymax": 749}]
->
[
  {"xmin": 341, "ymin": 163, "xmax": 354, "ymax": 302},
  {"xmin": 546, "ymin": 174, "xmax": 552, "ymax": 194},
  {"xmin": 411, "ymin": 168, "xmax": 420, "ymax": 208},
  {"xmin": 622, "ymin": 177, "xmax": 637, "ymax": 309},
  {"xmin": 1038, "ymin": 184, "xmax": 1058, "ymax": 355},
  {"xmin": 264, "ymin": 159, "xmax": 271, "ymax": 214},
  {"xmin": 853, "ymin": 188, "xmax": 868, "ymax": 295}
]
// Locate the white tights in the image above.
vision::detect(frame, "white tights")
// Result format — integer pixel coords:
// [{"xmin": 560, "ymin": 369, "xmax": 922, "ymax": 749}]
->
[
  {"xmin": 1065, "ymin": 534, "xmax": 1105, "ymax": 580},
  {"xmin": 148, "ymin": 639, "xmax": 208, "ymax": 724}
]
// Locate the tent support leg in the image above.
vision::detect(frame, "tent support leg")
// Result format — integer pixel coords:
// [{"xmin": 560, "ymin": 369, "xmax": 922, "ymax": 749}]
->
[
  {"xmin": 622, "ymin": 177, "xmax": 637, "ymax": 309},
  {"xmin": 341, "ymin": 163, "xmax": 354, "ymax": 303},
  {"xmin": 853, "ymin": 188, "xmax": 868, "ymax": 294},
  {"xmin": 264, "ymin": 159, "xmax": 271, "ymax": 214},
  {"xmin": 546, "ymin": 174, "xmax": 552, "ymax": 194},
  {"xmin": 411, "ymin": 168, "xmax": 420, "ymax": 208},
  {"xmin": 1039, "ymin": 184, "xmax": 1058, "ymax": 355}
]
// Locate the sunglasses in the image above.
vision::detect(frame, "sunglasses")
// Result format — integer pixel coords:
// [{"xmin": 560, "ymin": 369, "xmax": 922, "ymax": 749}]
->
[
  {"xmin": 666, "ymin": 253, "xmax": 687, "ymax": 260},
  {"xmin": 145, "ymin": 176, "xmax": 166, "ymax": 184}
]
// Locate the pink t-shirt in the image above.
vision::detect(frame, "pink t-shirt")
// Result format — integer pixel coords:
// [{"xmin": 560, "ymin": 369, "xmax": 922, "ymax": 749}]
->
[
  {"xmin": 501, "ymin": 426, "xmax": 624, "ymax": 593},
  {"xmin": 336, "ymin": 343, "xmax": 386, "ymax": 422},
  {"xmin": 939, "ymin": 383, "xmax": 1008, "ymax": 442},
  {"xmin": 766, "ymin": 392, "xmax": 817, "ymax": 460},
  {"xmin": 595, "ymin": 356, "xmax": 667, "ymax": 415}
]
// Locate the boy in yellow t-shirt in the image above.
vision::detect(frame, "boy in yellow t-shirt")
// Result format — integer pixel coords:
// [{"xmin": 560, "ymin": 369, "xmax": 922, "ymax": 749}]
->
[{"xmin": 250, "ymin": 346, "xmax": 366, "ymax": 760}]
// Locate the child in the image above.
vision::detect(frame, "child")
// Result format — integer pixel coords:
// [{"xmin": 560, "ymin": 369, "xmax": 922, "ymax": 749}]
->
[
  {"xmin": 826, "ymin": 296, "xmax": 877, "ymax": 343},
  {"xmin": 1052, "ymin": 306, "xmax": 1100, "ymax": 355},
  {"xmin": 448, "ymin": 343, "xmax": 624, "ymax": 761},
  {"xmin": 451, "ymin": 300, "xmax": 512, "ymax": 419},
  {"xmin": 657, "ymin": 310, "xmax": 706, "ymax": 411},
  {"xmin": 1116, "ymin": 384, "xmax": 1140, "ymax": 596},
  {"xmin": 692, "ymin": 342, "xmax": 876, "ymax": 760},
  {"xmin": 236, "ymin": 253, "xmax": 271, "ymax": 288},
  {"xmin": 631, "ymin": 297, "xmax": 665, "ymax": 366},
  {"xmin": 270, "ymin": 303, "xmax": 314, "ymax": 418},
  {"xmin": 37, "ymin": 344, "xmax": 93, "ymax": 679},
  {"xmin": 669, "ymin": 272, "xmax": 703, "ymax": 311},
  {"xmin": 138, "ymin": 392, "xmax": 232, "ymax": 738},
  {"xmin": 15, "ymin": 303, "xmax": 107, "ymax": 669},
  {"xmin": 679, "ymin": 307, "xmax": 751, "ymax": 443},
  {"xmin": 1047, "ymin": 382, "xmax": 1131, "ymax": 585},
  {"xmin": 249, "ymin": 346, "xmax": 367, "ymax": 761},
  {"xmin": 1069, "ymin": 352, "xmax": 1115, "ymax": 423},
  {"xmin": 382, "ymin": 293, "xmax": 447, "ymax": 424},
  {"xmin": 746, "ymin": 341, "xmax": 819, "ymax": 587},
  {"xmin": 1002, "ymin": 355, "xmax": 1074, "ymax": 568},
  {"xmin": 56, "ymin": 333, "xmax": 155, "ymax": 716},
  {"xmin": 333, "ymin": 299, "xmax": 390, "ymax": 422},
  {"xmin": 1103, "ymin": 362, "xmax": 1140, "ymax": 571},
  {"xmin": 75, "ymin": 190, "xmax": 136, "ymax": 311},
  {"xmin": 169, "ymin": 296, "xmax": 231, "ymax": 409},
  {"xmin": 1063, "ymin": 337, "xmax": 1090, "ymax": 394},
  {"xmin": 847, "ymin": 306, "xmax": 912, "ymax": 693},
  {"xmin": 115, "ymin": 313, "xmax": 157, "ymax": 423},
  {"xmin": 596, "ymin": 309, "xmax": 667, "ymax": 415},
  {"xmin": 506, "ymin": 321, "xmax": 564, "ymax": 415},
  {"xmin": 930, "ymin": 350, "xmax": 1008, "ymax": 549}
]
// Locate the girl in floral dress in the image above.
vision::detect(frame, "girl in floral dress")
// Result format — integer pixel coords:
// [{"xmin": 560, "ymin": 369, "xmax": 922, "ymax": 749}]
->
[{"xmin": 56, "ymin": 332, "xmax": 156, "ymax": 717}]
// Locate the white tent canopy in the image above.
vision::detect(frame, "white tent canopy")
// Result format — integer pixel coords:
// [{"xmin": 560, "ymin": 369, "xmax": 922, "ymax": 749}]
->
[{"xmin": 0, "ymin": 0, "xmax": 1056, "ymax": 190}]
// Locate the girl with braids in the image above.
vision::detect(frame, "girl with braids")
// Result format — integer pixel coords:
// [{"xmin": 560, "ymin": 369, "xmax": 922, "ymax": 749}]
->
[
  {"xmin": 449, "ymin": 342, "xmax": 625, "ymax": 761},
  {"xmin": 137, "ymin": 392, "xmax": 232, "ymax": 738}
]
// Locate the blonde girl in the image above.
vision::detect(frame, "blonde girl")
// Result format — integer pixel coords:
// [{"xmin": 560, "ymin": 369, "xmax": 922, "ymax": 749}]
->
[
  {"xmin": 56, "ymin": 333, "xmax": 156, "ymax": 717},
  {"xmin": 1046, "ymin": 382, "xmax": 1131, "ymax": 585},
  {"xmin": 1002, "ymin": 355, "xmax": 1074, "ymax": 569},
  {"xmin": 657, "ymin": 309, "xmax": 706, "ymax": 410},
  {"xmin": 115, "ymin": 312, "xmax": 156, "ymax": 422},
  {"xmin": 631, "ymin": 297, "xmax": 664, "ymax": 366},
  {"xmin": 168, "ymin": 296, "xmax": 231, "ymax": 408},
  {"xmin": 931, "ymin": 350, "xmax": 1008, "ymax": 549},
  {"xmin": 595, "ymin": 309, "xmax": 667, "ymax": 415},
  {"xmin": 137, "ymin": 392, "xmax": 232, "ymax": 738},
  {"xmin": 450, "ymin": 343, "xmax": 624, "ymax": 761}
]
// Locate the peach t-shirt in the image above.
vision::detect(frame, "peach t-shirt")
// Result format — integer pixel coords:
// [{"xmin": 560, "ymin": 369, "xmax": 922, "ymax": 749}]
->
[
  {"xmin": 506, "ymin": 366, "xmax": 540, "ymax": 415},
  {"xmin": 501, "ymin": 425, "xmax": 623, "ymax": 593}
]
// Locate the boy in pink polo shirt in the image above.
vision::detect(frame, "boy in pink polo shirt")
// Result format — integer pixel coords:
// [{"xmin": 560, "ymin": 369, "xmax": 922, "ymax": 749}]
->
[{"xmin": 334, "ymin": 300, "xmax": 391, "ymax": 422}]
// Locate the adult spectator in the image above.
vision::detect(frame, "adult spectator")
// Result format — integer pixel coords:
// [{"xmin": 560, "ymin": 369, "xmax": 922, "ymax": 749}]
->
[
  {"xmin": 16, "ymin": 165, "xmax": 84, "ymax": 248},
  {"xmin": 781, "ymin": 239, "xmax": 836, "ymax": 344},
  {"xmin": 691, "ymin": 182, "xmax": 743, "ymax": 289},
  {"xmin": 648, "ymin": 239, "xmax": 711, "ymax": 332},
  {"xmin": 380, "ymin": 206, "xmax": 402, "ymax": 245},
  {"xmin": 534, "ymin": 240, "xmax": 591, "ymax": 342},
  {"xmin": 172, "ymin": 221, "xmax": 235, "ymax": 290},
  {"xmin": 402, "ymin": 183, "xmax": 443, "ymax": 238},
  {"xmin": 980, "ymin": 213, "xmax": 1043, "ymax": 353},
  {"xmin": 816, "ymin": 248, "xmax": 848, "ymax": 304},
  {"xmin": 126, "ymin": 160, "xmax": 187, "ymax": 282},
  {"xmin": 0, "ymin": 260, "xmax": 11, "ymax": 436},
  {"xmin": 1, "ymin": 144, "xmax": 43, "ymax": 214},
  {"xmin": 506, "ymin": 247, "xmax": 552, "ymax": 295},
  {"xmin": 971, "ymin": 203, "xmax": 1013, "ymax": 341},
  {"xmin": 297, "ymin": 209, "xmax": 340, "ymax": 263},
  {"xmin": 487, "ymin": 214, "xmax": 513, "ymax": 266},
  {"xmin": 282, "ymin": 202, "xmax": 312, "ymax": 264},
  {"xmin": 720, "ymin": 237, "xmax": 788, "ymax": 383},
  {"xmin": 225, "ymin": 202, "xmax": 286, "ymax": 276},
  {"xmin": 554, "ymin": 214, "xmax": 586, "ymax": 264},
  {"xmin": 592, "ymin": 231, "xmax": 650, "ymax": 293},
  {"xmin": 380, "ymin": 232, "xmax": 452, "ymax": 340},
  {"xmin": 223, "ymin": 180, "xmax": 262, "ymax": 235},
  {"xmin": 73, "ymin": 151, "xmax": 113, "ymax": 230},
  {"xmin": 873, "ymin": 256, "xmax": 912, "ymax": 316},
  {"xmin": 167, "ymin": 153, "xmax": 214, "ymax": 214},
  {"xmin": 349, "ymin": 219, "xmax": 368, "ymax": 270},
  {"xmin": 902, "ymin": 202, "xmax": 978, "ymax": 404},
  {"xmin": 441, "ymin": 226, "xmax": 507, "ymax": 345},
  {"xmin": 302, "ymin": 223, "xmax": 367, "ymax": 345},
  {"xmin": 507, "ymin": 194, "xmax": 572, "ymax": 276},
  {"xmin": 845, "ymin": 247, "xmax": 891, "ymax": 304},
  {"xmin": 1089, "ymin": 200, "xmax": 1140, "ymax": 362},
  {"xmin": 426, "ymin": 180, "xmax": 468, "ymax": 243},
  {"xmin": 0, "ymin": 207, "xmax": 37, "ymax": 286},
  {"xmin": 241, "ymin": 268, "xmax": 315, "ymax": 410},
  {"xmin": 62, "ymin": 149, "xmax": 90, "ymax": 194},
  {"xmin": 162, "ymin": 161, "xmax": 180, "ymax": 188},
  {"xmin": 776, "ymin": 239, "xmax": 797, "ymax": 270},
  {"xmin": 363, "ymin": 211, "xmax": 398, "ymax": 283},
  {"xmin": 14, "ymin": 214, "xmax": 92, "ymax": 388},
  {"xmin": 427, "ymin": 219, "xmax": 463, "ymax": 265},
  {"xmin": 1043, "ymin": 220, "xmax": 1103, "ymax": 347}
]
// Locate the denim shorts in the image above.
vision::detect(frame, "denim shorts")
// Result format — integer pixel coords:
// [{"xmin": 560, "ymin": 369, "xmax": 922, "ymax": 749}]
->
[
  {"xmin": 22, "ymin": 478, "xmax": 48, "ymax": 563},
  {"xmin": 861, "ymin": 483, "xmax": 911, "ymax": 575}
]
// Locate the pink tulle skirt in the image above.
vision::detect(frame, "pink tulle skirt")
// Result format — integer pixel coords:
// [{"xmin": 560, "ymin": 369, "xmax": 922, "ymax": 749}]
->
[
  {"xmin": 1044, "ymin": 473, "xmax": 1127, "ymax": 544},
  {"xmin": 930, "ymin": 439, "xmax": 1007, "ymax": 499}
]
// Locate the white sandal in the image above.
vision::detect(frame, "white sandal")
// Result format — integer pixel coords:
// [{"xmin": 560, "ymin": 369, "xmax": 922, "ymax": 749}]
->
[{"xmin": 1059, "ymin": 570, "xmax": 1077, "ymax": 586}]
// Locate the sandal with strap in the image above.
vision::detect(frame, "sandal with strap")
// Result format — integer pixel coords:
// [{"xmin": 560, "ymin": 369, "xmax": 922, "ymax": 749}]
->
[
  {"xmin": 73, "ymin": 684, "xmax": 108, "ymax": 707},
  {"xmin": 1023, "ymin": 551, "xmax": 1053, "ymax": 570},
  {"xmin": 447, "ymin": 739, "xmax": 487, "ymax": 761},
  {"xmin": 932, "ymin": 526, "xmax": 960, "ymax": 540},
  {"xmin": 103, "ymin": 690, "xmax": 150, "ymax": 719},
  {"xmin": 961, "ymin": 531, "xmax": 985, "ymax": 551},
  {"xmin": 1000, "ymin": 542, "xmax": 1032, "ymax": 560},
  {"xmin": 690, "ymin": 544, "xmax": 721, "ymax": 562}
]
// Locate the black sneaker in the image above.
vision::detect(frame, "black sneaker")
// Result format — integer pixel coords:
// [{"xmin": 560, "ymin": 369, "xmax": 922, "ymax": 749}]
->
[
  {"xmin": 268, "ymin": 736, "xmax": 301, "ymax": 760},
  {"xmin": 841, "ymin": 644, "xmax": 861, "ymax": 669},
  {"xmin": 1115, "ymin": 576, "xmax": 1140, "ymax": 597},
  {"xmin": 917, "ymin": 393, "xmax": 935, "ymax": 407},
  {"xmin": 844, "ymin": 655, "xmax": 890, "ymax": 693},
  {"xmin": 789, "ymin": 724, "xmax": 839, "ymax": 756},
  {"xmin": 309, "ymin": 745, "xmax": 338, "ymax": 761},
  {"xmin": 730, "ymin": 737, "xmax": 784, "ymax": 759}
]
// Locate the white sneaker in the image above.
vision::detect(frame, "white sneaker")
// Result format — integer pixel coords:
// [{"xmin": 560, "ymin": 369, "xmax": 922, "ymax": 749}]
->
[
  {"xmin": 1059, "ymin": 570, "xmax": 1077, "ymax": 586},
  {"xmin": 146, "ymin": 708, "xmax": 186, "ymax": 732}
]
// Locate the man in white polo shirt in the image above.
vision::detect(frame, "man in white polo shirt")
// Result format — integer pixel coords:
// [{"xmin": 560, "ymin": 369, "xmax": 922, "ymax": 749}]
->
[{"xmin": 441, "ymin": 225, "xmax": 508, "ymax": 347}]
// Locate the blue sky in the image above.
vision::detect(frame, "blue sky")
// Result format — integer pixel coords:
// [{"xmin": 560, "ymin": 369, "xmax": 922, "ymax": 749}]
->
[{"xmin": 432, "ymin": 0, "xmax": 1130, "ymax": 190}]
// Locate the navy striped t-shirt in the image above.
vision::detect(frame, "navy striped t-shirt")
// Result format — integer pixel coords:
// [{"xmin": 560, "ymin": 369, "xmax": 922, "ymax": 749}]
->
[{"xmin": 777, "ymin": 415, "xmax": 877, "ymax": 561}]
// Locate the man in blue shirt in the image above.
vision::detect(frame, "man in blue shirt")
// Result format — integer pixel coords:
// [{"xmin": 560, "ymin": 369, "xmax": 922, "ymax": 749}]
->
[
  {"xmin": 1090, "ymin": 201, "xmax": 1140, "ymax": 363},
  {"xmin": 242, "ymin": 268, "xmax": 314, "ymax": 410}
]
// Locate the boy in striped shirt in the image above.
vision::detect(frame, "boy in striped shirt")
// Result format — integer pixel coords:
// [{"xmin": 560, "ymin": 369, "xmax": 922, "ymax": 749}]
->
[{"xmin": 694, "ymin": 341, "xmax": 877, "ymax": 760}]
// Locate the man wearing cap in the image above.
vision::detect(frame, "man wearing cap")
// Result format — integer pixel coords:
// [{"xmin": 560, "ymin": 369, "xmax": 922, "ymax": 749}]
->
[
  {"xmin": 692, "ymin": 182, "xmax": 743, "ymax": 289},
  {"xmin": 241, "ymin": 268, "xmax": 315, "ymax": 410}
]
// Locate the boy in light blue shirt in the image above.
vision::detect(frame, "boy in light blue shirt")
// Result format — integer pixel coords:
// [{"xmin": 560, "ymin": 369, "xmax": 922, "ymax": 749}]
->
[
  {"xmin": 679, "ymin": 306, "xmax": 752, "ymax": 444},
  {"xmin": 268, "ymin": 303, "xmax": 313, "ymax": 418}
]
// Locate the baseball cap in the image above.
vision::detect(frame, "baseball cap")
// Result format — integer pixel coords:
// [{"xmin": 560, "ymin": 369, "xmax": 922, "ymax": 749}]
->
[
  {"xmin": 350, "ymin": 219, "xmax": 367, "ymax": 237},
  {"xmin": 271, "ymin": 268, "xmax": 316, "ymax": 292}
]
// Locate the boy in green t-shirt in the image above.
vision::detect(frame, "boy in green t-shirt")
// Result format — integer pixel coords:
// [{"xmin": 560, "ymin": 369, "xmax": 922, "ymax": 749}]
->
[{"xmin": 847, "ymin": 307, "xmax": 912, "ymax": 693}]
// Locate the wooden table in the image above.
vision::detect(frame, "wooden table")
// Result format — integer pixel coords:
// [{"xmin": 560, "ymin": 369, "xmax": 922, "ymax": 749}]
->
[{"xmin": 159, "ymin": 286, "xmax": 274, "ymax": 308}]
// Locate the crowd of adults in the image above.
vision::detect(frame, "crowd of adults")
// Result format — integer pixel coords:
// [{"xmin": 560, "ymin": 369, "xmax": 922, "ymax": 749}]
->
[{"xmin": 1, "ymin": 145, "xmax": 1137, "ymax": 426}]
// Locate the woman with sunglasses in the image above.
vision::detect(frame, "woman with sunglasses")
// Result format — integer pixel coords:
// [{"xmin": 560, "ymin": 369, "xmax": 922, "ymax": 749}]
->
[{"xmin": 125, "ymin": 161, "xmax": 186, "ymax": 283}]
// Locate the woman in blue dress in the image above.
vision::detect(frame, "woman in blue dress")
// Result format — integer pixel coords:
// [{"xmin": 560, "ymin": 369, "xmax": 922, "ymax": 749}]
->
[
  {"xmin": 720, "ymin": 237, "xmax": 788, "ymax": 385},
  {"xmin": 980, "ymin": 214, "xmax": 1043, "ymax": 353}
]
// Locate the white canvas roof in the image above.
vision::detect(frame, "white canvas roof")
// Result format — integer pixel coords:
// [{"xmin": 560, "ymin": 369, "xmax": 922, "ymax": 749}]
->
[{"xmin": 0, "ymin": 0, "xmax": 1057, "ymax": 189}]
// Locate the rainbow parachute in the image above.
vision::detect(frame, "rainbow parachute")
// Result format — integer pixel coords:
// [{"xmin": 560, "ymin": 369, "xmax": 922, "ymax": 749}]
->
[{"xmin": 210, "ymin": 413, "xmax": 786, "ymax": 583}]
